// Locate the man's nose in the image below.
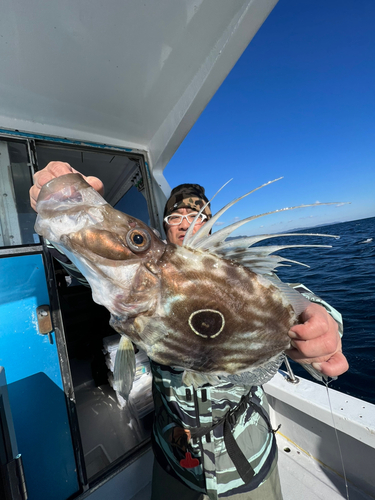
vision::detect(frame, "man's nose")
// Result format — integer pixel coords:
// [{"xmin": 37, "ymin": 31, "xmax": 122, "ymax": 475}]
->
[{"xmin": 179, "ymin": 216, "xmax": 190, "ymax": 229}]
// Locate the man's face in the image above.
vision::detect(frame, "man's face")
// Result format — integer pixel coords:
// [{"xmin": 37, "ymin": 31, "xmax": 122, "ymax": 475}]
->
[{"xmin": 165, "ymin": 208, "xmax": 206, "ymax": 246}]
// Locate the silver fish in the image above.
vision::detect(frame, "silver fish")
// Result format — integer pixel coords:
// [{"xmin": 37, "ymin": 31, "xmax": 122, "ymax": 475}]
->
[{"xmin": 35, "ymin": 174, "xmax": 338, "ymax": 397}]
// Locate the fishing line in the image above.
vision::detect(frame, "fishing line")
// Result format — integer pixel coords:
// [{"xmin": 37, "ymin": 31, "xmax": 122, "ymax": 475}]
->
[{"xmin": 324, "ymin": 379, "xmax": 350, "ymax": 500}]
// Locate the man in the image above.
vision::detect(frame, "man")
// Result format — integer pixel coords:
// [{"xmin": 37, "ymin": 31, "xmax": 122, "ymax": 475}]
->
[{"xmin": 30, "ymin": 162, "xmax": 348, "ymax": 499}]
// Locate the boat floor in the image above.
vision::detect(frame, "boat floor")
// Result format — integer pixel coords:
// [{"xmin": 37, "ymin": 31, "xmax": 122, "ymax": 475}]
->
[
  {"xmin": 277, "ymin": 433, "xmax": 370, "ymax": 500},
  {"xmin": 129, "ymin": 434, "xmax": 371, "ymax": 500}
]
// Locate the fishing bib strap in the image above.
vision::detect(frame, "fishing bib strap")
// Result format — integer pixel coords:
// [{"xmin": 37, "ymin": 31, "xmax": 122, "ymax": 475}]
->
[
  {"xmin": 223, "ymin": 416, "xmax": 255, "ymax": 483},
  {"xmin": 190, "ymin": 392, "xmax": 274, "ymax": 484}
]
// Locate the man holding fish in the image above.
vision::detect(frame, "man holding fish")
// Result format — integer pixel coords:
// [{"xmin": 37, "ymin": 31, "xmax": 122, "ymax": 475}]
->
[{"xmin": 30, "ymin": 162, "xmax": 348, "ymax": 500}]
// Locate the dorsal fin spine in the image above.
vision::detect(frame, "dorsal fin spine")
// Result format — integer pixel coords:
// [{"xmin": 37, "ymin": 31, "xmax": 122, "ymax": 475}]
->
[{"xmin": 183, "ymin": 177, "xmax": 283, "ymax": 248}]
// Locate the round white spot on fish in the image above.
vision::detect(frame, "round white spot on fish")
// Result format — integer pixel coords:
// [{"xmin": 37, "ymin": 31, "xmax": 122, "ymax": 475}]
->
[{"xmin": 188, "ymin": 309, "xmax": 225, "ymax": 339}]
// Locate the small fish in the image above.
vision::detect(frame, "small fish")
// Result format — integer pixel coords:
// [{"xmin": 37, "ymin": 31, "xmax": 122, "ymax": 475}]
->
[{"xmin": 35, "ymin": 174, "xmax": 339, "ymax": 397}]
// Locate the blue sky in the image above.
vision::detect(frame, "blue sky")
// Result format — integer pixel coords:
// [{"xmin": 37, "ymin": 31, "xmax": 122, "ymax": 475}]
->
[{"xmin": 164, "ymin": 0, "xmax": 375, "ymax": 235}]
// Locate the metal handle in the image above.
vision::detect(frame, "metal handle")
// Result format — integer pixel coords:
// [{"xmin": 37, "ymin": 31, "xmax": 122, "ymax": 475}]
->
[{"xmin": 36, "ymin": 305, "xmax": 53, "ymax": 335}]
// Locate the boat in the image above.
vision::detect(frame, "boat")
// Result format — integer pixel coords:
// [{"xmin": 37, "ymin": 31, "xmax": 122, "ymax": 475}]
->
[{"xmin": 1, "ymin": 1, "xmax": 374, "ymax": 499}]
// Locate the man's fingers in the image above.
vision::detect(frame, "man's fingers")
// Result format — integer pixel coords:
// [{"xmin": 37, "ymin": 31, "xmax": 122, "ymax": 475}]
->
[
  {"xmin": 34, "ymin": 162, "xmax": 75, "ymax": 188},
  {"xmin": 288, "ymin": 331, "xmax": 341, "ymax": 359},
  {"xmin": 289, "ymin": 315, "xmax": 326, "ymax": 339},
  {"xmin": 312, "ymin": 351, "xmax": 349, "ymax": 378},
  {"xmin": 30, "ymin": 162, "xmax": 104, "ymax": 211},
  {"xmin": 286, "ymin": 302, "xmax": 346, "ymax": 376},
  {"xmin": 85, "ymin": 176, "xmax": 104, "ymax": 196},
  {"xmin": 32, "ymin": 162, "xmax": 75, "ymax": 194},
  {"xmin": 285, "ymin": 345, "xmax": 319, "ymax": 365},
  {"xmin": 44, "ymin": 161, "xmax": 76, "ymax": 178},
  {"xmin": 29, "ymin": 185, "xmax": 39, "ymax": 210},
  {"xmin": 289, "ymin": 303, "xmax": 338, "ymax": 341},
  {"xmin": 30, "ymin": 162, "xmax": 74, "ymax": 211},
  {"xmin": 286, "ymin": 347, "xmax": 349, "ymax": 378}
]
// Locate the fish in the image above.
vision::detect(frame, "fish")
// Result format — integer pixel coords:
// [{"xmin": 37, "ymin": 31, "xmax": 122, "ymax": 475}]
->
[{"xmin": 34, "ymin": 173, "xmax": 340, "ymax": 398}]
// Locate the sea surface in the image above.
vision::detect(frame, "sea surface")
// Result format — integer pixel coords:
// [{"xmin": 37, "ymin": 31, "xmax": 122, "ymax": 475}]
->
[{"xmin": 265, "ymin": 216, "xmax": 375, "ymax": 405}]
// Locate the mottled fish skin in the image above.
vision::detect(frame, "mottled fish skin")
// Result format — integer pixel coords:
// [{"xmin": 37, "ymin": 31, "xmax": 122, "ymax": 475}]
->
[
  {"xmin": 137, "ymin": 245, "xmax": 295, "ymax": 373},
  {"xmin": 35, "ymin": 174, "xmax": 310, "ymax": 390}
]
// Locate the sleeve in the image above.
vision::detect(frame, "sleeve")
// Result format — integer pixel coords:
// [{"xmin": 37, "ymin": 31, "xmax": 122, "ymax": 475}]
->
[
  {"xmin": 289, "ymin": 282, "xmax": 343, "ymax": 337},
  {"xmin": 46, "ymin": 240, "xmax": 90, "ymax": 287}
]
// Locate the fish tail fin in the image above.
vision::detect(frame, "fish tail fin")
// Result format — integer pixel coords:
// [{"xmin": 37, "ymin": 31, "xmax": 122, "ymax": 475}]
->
[{"xmin": 113, "ymin": 336, "xmax": 136, "ymax": 400}]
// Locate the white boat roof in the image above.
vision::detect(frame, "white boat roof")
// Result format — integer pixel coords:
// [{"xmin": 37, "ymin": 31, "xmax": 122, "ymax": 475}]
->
[{"xmin": 0, "ymin": 0, "xmax": 277, "ymax": 179}]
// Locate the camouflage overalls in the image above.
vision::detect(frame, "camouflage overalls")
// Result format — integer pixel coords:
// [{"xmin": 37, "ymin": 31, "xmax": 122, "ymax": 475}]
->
[{"xmin": 150, "ymin": 284, "xmax": 343, "ymax": 500}]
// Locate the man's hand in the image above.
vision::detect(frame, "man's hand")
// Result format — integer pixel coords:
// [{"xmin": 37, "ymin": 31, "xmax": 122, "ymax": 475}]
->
[
  {"xmin": 286, "ymin": 302, "xmax": 349, "ymax": 378},
  {"xmin": 30, "ymin": 161, "xmax": 104, "ymax": 211}
]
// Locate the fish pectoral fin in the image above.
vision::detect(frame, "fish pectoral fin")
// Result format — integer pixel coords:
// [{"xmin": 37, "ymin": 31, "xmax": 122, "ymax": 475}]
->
[
  {"xmin": 139, "ymin": 317, "xmax": 168, "ymax": 346},
  {"xmin": 182, "ymin": 371, "xmax": 221, "ymax": 388},
  {"xmin": 266, "ymin": 276, "xmax": 311, "ymax": 316},
  {"xmin": 113, "ymin": 336, "xmax": 136, "ymax": 400}
]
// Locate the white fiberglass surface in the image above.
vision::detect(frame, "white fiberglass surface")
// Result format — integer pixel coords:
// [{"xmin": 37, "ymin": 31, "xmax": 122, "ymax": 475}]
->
[
  {"xmin": 265, "ymin": 372, "xmax": 375, "ymax": 500},
  {"xmin": 0, "ymin": 0, "xmax": 277, "ymax": 168},
  {"xmin": 277, "ymin": 434, "xmax": 371, "ymax": 500}
]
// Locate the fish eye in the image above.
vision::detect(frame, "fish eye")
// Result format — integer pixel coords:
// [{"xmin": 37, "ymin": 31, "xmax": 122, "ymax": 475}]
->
[
  {"xmin": 126, "ymin": 228, "xmax": 151, "ymax": 252},
  {"xmin": 133, "ymin": 234, "xmax": 144, "ymax": 245}
]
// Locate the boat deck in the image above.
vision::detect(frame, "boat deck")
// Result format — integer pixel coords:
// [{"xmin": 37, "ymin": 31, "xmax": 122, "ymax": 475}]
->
[
  {"xmin": 129, "ymin": 434, "xmax": 372, "ymax": 500},
  {"xmin": 277, "ymin": 433, "xmax": 370, "ymax": 500}
]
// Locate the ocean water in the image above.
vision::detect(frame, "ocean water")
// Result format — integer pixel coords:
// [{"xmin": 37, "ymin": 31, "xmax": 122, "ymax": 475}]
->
[{"xmin": 267, "ymin": 216, "xmax": 375, "ymax": 405}]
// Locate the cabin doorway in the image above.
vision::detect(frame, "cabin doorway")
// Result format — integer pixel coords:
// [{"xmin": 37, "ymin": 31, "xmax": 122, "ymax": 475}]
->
[
  {"xmin": 34, "ymin": 142, "xmax": 155, "ymax": 482},
  {"xmin": 1, "ymin": 133, "xmax": 154, "ymax": 498}
]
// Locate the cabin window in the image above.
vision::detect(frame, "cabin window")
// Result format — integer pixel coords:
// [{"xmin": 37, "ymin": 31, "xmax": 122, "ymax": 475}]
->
[{"xmin": 0, "ymin": 140, "xmax": 39, "ymax": 247}]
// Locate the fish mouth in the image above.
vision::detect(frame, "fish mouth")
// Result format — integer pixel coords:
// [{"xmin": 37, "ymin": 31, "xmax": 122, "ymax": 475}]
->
[
  {"xmin": 62, "ymin": 228, "xmax": 135, "ymax": 261},
  {"xmin": 36, "ymin": 173, "xmax": 159, "ymax": 263}
]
